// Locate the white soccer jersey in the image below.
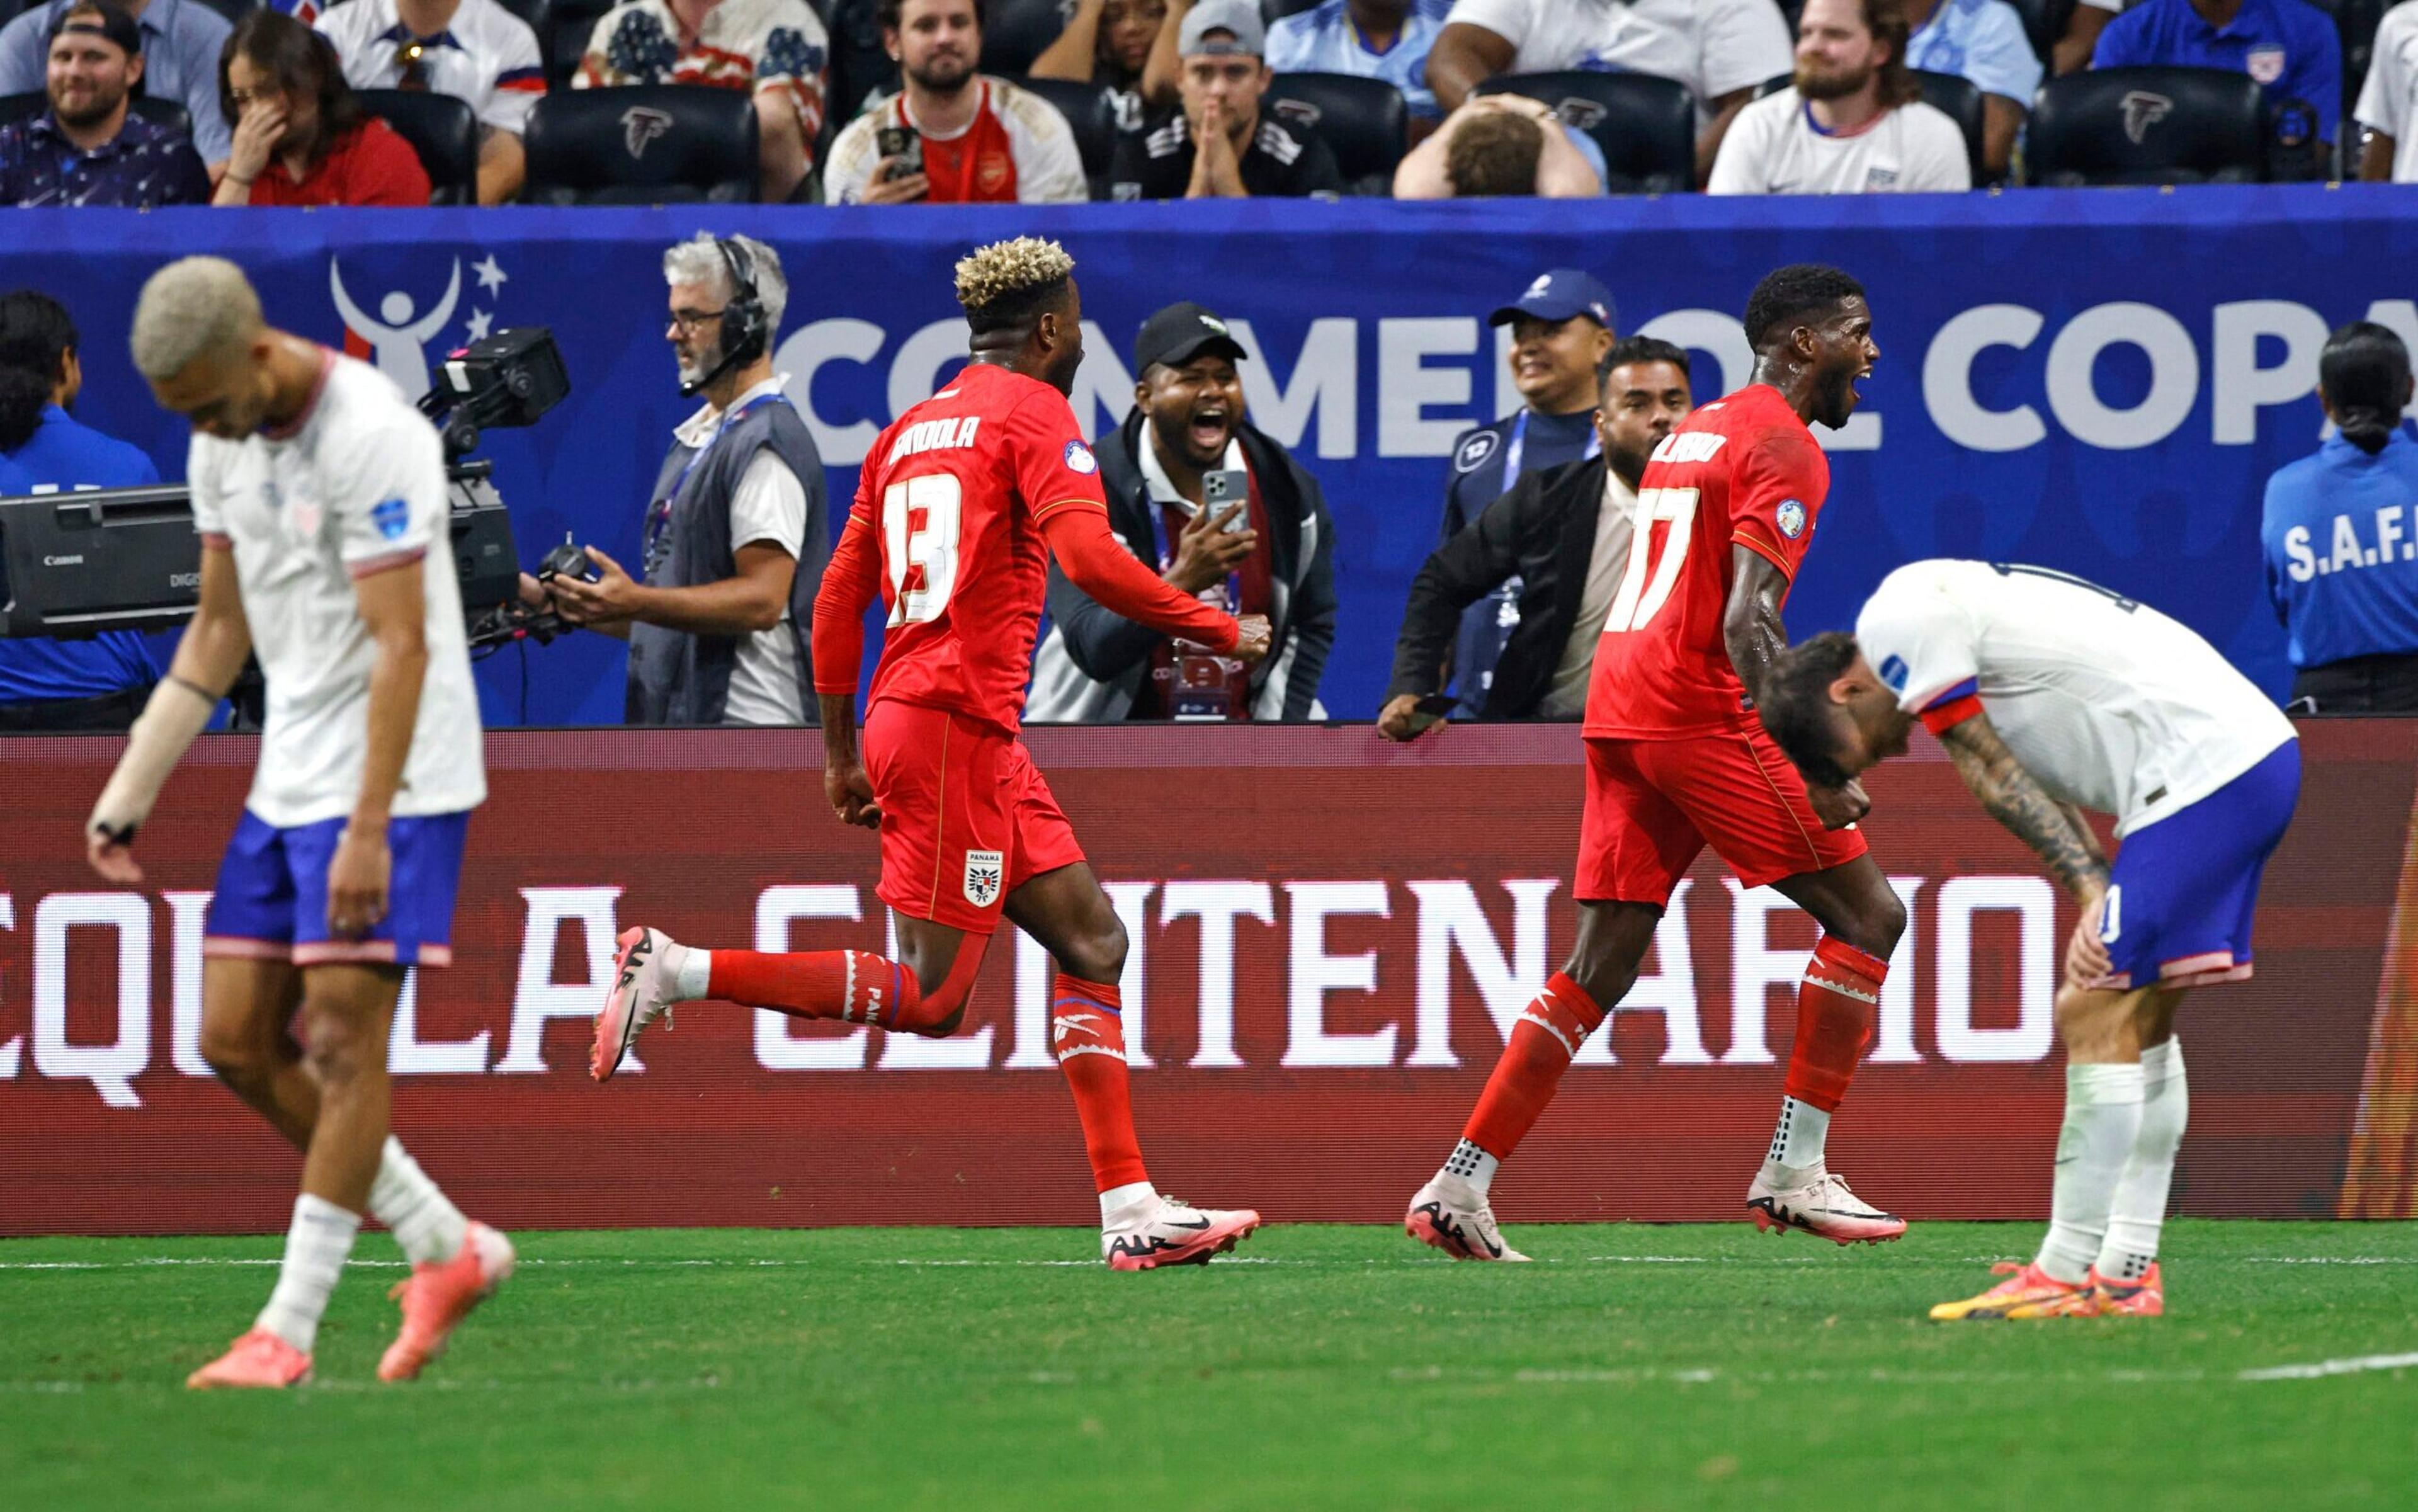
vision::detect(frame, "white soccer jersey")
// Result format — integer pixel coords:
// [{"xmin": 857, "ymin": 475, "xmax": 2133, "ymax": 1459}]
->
[
  {"xmin": 1856, "ymin": 559, "xmax": 2293, "ymax": 836},
  {"xmin": 188, "ymin": 351, "xmax": 485, "ymax": 828},
  {"xmin": 1706, "ymin": 89, "xmax": 1972, "ymax": 195},
  {"xmin": 318, "ymin": 0, "xmax": 548, "ymax": 136},
  {"xmin": 2356, "ymin": 3, "xmax": 2418, "ymax": 183},
  {"xmin": 1439, "ymin": 0, "xmax": 1790, "ymax": 117}
]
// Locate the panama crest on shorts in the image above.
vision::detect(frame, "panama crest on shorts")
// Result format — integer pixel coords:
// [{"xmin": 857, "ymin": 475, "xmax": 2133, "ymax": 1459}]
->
[{"xmin": 963, "ymin": 849, "xmax": 1005, "ymax": 908}]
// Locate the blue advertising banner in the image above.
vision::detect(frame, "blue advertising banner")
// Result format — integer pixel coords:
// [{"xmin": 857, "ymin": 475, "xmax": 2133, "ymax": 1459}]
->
[{"xmin": 7, "ymin": 190, "xmax": 2415, "ymax": 725}]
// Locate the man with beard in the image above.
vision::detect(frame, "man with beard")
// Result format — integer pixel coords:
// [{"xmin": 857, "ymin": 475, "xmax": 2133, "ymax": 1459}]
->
[
  {"xmin": 0, "ymin": 0, "xmax": 231, "ymax": 170},
  {"xmin": 1710, "ymin": 0, "xmax": 1969, "ymax": 195},
  {"xmin": 0, "ymin": 2, "xmax": 210, "ymax": 206},
  {"xmin": 1402, "ymin": 265, "xmax": 1914, "ymax": 1261},
  {"xmin": 1028, "ymin": 300, "xmax": 1337, "ymax": 722},
  {"xmin": 822, "ymin": 0, "xmax": 1086, "ymax": 203},
  {"xmin": 1108, "ymin": 0, "xmax": 1341, "ymax": 200}
]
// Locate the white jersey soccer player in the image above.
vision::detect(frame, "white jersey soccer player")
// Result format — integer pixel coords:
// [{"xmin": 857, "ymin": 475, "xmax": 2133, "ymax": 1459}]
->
[
  {"xmin": 93, "ymin": 258, "xmax": 511, "ymax": 1389},
  {"xmin": 1758, "ymin": 558, "xmax": 2301, "ymax": 1320}
]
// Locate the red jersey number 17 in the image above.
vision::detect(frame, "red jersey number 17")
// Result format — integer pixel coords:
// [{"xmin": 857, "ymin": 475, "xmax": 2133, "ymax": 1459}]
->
[
  {"xmin": 1601, "ymin": 486, "xmax": 1700, "ymax": 634},
  {"xmin": 882, "ymin": 474, "xmax": 962, "ymax": 625}
]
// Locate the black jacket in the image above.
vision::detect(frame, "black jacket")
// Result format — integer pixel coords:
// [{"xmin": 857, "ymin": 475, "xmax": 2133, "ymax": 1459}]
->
[
  {"xmin": 1387, "ymin": 453, "xmax": 1624, "ymax": 720},
  {"xmin": 1028, "ymin": 409, "xmax": 1337, "ymax": 722}
]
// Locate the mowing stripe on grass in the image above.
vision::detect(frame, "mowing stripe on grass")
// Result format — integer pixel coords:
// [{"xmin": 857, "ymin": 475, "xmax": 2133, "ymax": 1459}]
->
[{"xmin": 2238, "ymin": 1351, "xmax": 2418, "ymax": 1380}]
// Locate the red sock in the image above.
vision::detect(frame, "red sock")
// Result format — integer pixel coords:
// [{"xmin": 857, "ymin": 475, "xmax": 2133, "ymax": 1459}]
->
[
  {"xmin": 705, "ymin": 948, "xmax": 976, "ymax": 1036},
  {"xmin": 1051, "ymin": 973, "xmax": 1149, "ymax": 1193},
  {"xmin": 1783, "ymin": 938, "xmax": 1889, "ymax": 1112},
  {"xmin": 1461, "ymin": 973, "xmax": 1606, "ymax": 1159}
]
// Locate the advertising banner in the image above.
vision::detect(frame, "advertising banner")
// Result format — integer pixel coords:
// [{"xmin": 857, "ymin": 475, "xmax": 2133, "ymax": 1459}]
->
[{"xmin": 2, "ymin": 720, "xmax": 2410, "ymax": 1236}]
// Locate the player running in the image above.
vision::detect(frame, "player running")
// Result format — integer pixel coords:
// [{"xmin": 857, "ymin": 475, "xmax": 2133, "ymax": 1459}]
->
[
  {"xmin": 1758, "ymin": 560, "xmax": 2300, "ymax": 1319},
  {"xmin": 94, "ymin": 259, "xmax": 511, "ymax": 1389},
  {"xmin": 1404, "ymin": 264, "xmax": 1911, "ymax": 1261},
  {"xmin": 593, "ymin": 238, "xmax": 1272, "ymax": 1270}
]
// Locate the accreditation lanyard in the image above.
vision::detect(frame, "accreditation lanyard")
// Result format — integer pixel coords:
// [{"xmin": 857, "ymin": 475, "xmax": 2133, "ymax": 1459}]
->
[
  {"xmin": 1500, "ymin": 407, "xmax": 1601, "ymax": 495},
  {"xmin": 647, "ymin": 390, "xmax": 793, "ymax": 569}
]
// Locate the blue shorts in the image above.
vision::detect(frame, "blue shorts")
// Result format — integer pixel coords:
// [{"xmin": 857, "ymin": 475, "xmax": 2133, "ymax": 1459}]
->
[
  {"xmin": 202, "ymin": 809, "xmax": 472, "ymax": 969},
  {"xmin": 2098, "ymin": 741, "xmax": 2300, "ymax": 991}
]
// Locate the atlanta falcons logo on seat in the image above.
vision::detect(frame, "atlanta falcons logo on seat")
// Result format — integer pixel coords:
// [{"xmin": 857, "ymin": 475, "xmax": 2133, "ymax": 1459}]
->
[
  {"xmin": 2118, "ymin": 91, "xmax": 2172, "ymax": 145},
  {"xmin": 622, "ymin": 107, "xmax": 674, "ymax": 160}
]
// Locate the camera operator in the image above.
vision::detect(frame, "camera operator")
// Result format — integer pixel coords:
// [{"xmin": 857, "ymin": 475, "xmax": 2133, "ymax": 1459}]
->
[{"xmin": 528, "ymin": 232, "xmax": 828, "ymax": 726}]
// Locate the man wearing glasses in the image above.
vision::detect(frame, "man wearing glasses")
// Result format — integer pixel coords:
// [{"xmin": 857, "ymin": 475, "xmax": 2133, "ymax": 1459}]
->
[
  {"xmin": 317, "ymin": 0, "xmax": 545, "ymax": 205},
  {"xmin": 524, "ymin": 232, "xmax": 830, "ymax": 728}
]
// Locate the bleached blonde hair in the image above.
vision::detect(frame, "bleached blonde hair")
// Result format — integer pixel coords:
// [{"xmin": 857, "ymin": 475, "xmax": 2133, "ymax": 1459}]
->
[
  {"xmin": 662, "ymin": 232, "xmax": 788, "ymax": 334},
  {"xmin": 129, "ymin": 257, "xmax": 264, "ymax": 381},
  {"xmin": 953, "ymin": 237, "xmax": 1075, "ymax": 333}
]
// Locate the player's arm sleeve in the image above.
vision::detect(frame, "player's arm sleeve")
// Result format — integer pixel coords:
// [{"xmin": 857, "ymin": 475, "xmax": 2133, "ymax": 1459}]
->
[
  {"xmin": 329, "ymin": 416, "xmax": 448, "ymax": 579},
  {"xmin": 1727, "ymin": 430, "xmax": 1827, "ymax": 578},
  {"xmin": 1857, "ymin": 593, "xmax": 1983, "ymax": 734},
  {"xmin": 1043, "ymin": 533, "xmax": 1168, "ymax": 681},
  {"xmin": 810, "ymin": 475, "xmax": 880, "ymax": 696},
  {"xmin": 186, "ymin": 436, "xmax": 229, "ymax": 549},
  {"xmin": 1042, "ymin": 505, "xmax": 1239, "ymax": 652}
]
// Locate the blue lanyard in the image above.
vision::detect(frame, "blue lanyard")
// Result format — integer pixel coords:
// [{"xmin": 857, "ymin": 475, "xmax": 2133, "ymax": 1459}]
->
[
  {"xmin": 1501, "ymin": 408, "xmax": 1603, "ymax": 495},
  {"xmin": 648, "ymin": 390, "xmax": 792, "ymax": 566}
]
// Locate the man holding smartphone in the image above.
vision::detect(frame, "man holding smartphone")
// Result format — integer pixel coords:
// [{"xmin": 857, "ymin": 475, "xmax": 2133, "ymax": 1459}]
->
[{"xmin": 1029, "ymin": 300, "xmax": 1337, "ymax": 721}]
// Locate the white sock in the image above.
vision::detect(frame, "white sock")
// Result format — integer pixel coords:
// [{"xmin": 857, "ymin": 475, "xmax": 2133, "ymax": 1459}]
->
[
  {"xmin": 2098, "ymin": 1038, "xmax": 2188, "ymax": 1282},
  {"xmin": 1098, "ymin": 1180, "xmax": 1156, "ymax": 1224},
  {"xmin": 2036, "ymin": 1061, "xmax": 2145, "ymax": 1285},
  {"xmin": 1443, "ymin": 1137, "xmax": 1500, "ymax": 1195},
  {"xmin": 1767, "ymin": 1096, "xmax": 1830, "ymax": 1173},
  {"xmin": 255, "ymin": 1193, "xmax": 361, "ymax": 1355},
  {"xmin": 368, "ymin": 1137, "xmax": 467, "ymax": 1266},
  {"xmin": 671, "ymin": 944, "xmax": 710, "ymax": 1001}
]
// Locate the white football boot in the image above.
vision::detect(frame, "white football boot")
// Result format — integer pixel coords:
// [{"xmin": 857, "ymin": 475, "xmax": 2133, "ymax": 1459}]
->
[
  {"xmin": 591, "ymin": 926, "xmax": 679, "ymax": 1082},
  {"xmin": 1745, "ymin": 1164, "xmax": 1907, "ymax": 1244},
  {"xmin": 1404, "ymin": 1173, "xmax": 1530, "ymax": 1261},
  {"xmin": 1102, "ymin": 1195, "xmax": 1262, "ymax": 1270}
]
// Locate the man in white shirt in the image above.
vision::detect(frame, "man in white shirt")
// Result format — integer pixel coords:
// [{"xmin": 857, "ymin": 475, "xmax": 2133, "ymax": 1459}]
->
[
  {"xmin": 822, "ymin": 0, "xmax": 1087, "ymax": 203},
  {"xmin": 1757, "ymin": 559, "xmax": 2301, "ymax": 1325},
  {"xmin": 2358, "ymin": 1, "xmax": 2418, "ymax": 181},
  {"xmin": 1710, "ymin": 0, "xmax": 1970, "ymax": 193},
  {"xmin": 1423, "ymin": 0, "xmax": 1792, "ymax": 182},
  {"xmin": 537, "ymin": 233, "xmax": 827, "ymax": 727},
  {"xmin": 100, "ymin": 256, "xmax": 510, "ymax": 1389},
  {"xmin": 317, "ymin": 0, "xmax": 545, "ymax": 205}
]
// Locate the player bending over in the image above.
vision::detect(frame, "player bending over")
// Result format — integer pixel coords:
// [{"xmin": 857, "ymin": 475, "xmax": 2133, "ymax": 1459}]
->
[
  {"xmin": 1759, "ymin": 560, "xmax": 2300, "ymax": 1319},
  {"xmin": 1405, "ymin": 264, "xmax": 1912, "ymax": 1260},
  {"xmin": 95, "ymin": 258, "xmax": 511, "ymax": 1389},
  {"xmin": 594, "ymin": 238, "xmax": 1273, "ymax": 1270}
]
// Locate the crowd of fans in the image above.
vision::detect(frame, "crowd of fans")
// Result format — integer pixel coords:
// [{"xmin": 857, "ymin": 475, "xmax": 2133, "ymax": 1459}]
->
[{"xmin": 0, "ymin": 0, "xmax": 2409, "ymax": 206}]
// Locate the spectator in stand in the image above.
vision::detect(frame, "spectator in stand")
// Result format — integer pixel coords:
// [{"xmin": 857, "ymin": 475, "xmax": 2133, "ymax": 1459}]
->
[
  {"xmin": 1419, "ymin": 270, "xmax": 1616, "ymax": 717},
  {"xmin": 2091, "ymin": 0, "xmax": 2339, "ymax": 168},
  {"xmin": 1109, "ymin": 0, "xmax": 1342, "ymax": 198},
  {"xmin": 1264, "ymin": 0, "xmax": 1455, "ymax": 127},
  {"xmin": 317, "ymin": 0, "xmax": 545, "ymax": 206},
  {"xmin": 1030, "ymin": 0, "xmax": 1164, "ymax": 131},
  {"xmin": 1379, "ymin": 337, "xmax": 1693, "ymax": 734},
  {"xmin": 824, "ymin": 0, "xmax": 1086, "ymax": 203},
  {"xmin": 2357, "ymin": 1, "xmax": 2418, "ymax": 181},
  {"xmin": 0, "ymin": 290, "xmax": 166, "ymax": 732},
  {"xmin": 1029, "ymin": 302, "xmax": 1336, "ymax": 722},
  {"xmin": 1902, "ymin": 0, "xmax": 2036, "ymax": 181},
  {"xmin": 1394, "ymin": 91, "xmax": 1604, "ymax": 194},
  {"xmin": 0, "ymin": 0, "xmax": 232, "ymax": 171},
  {"xmin": 576, "ymin": 0, "xmax": 829, "ymax": 203},
  {"xmin": 1422, "ymin": 0, "xmax": 1792, "ymax": 183},
  {"xmin": 1710, "ymin": 0, "xmax": 1970, "ymax": 194},
  {"xmin": 2261, "ymin": 322, "xmax": 2418, "ymax": 713},
  {"xmin": 0, "ymin": 3, "xmax": 211, "ymax": 207},
  {"xmin": 2056, "ymin": 1, "xmax": 2119, "ymax": 74},
  {"xmin": 213, "ymin": 11, "xmax": 431, "ymax": 205}
]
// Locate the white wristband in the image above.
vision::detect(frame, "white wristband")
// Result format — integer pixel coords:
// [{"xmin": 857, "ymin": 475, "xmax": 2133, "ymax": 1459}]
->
[{"xmin": 88, "ymin": 678, "xmax": 215, "ymax": 843}]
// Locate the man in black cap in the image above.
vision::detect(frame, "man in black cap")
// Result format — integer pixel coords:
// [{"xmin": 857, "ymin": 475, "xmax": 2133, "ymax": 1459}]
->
[
  {"xmin": 1422, "ymin": 268, "xmax": 1617, "ymax": 720},
  {"xmin": 1106, "ymin": 0, "xmax": 1340, "ymax": 199},
  {"xmin": 1029, "ymin": 300, "xmax": 1337, "ymax": 722},
  {"xmin": 0, "ymin": 0, "xmax": 210, "ymax": 206}
]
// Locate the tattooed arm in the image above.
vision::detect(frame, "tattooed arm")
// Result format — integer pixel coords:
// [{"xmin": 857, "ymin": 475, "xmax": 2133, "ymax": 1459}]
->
[{"xmin": 1938, "ymin": 710, "xmax": 2113, "ymax": 903}]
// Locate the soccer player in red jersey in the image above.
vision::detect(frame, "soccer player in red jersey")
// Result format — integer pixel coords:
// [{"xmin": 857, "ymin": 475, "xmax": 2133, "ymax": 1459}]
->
[
  {"xmin": 1405, "ymin": 264, "xmax": 1914, "ymax": 1258},
  {"xmin": 592, "ymin": 238, "xmax": 1273, "ymax": 1270}
]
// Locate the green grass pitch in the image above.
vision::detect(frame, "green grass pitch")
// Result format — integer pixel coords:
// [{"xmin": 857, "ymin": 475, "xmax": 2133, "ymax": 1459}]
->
[{"xmin": 5, "ymin": 1220, "xmax": 2414, "ymax": 1510}]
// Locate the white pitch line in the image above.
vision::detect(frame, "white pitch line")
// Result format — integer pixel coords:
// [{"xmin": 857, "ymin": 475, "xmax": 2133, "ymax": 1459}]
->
[{"xmin": 2239, "ymin": 1351, "xmax": 2418, "ymax": 1380}]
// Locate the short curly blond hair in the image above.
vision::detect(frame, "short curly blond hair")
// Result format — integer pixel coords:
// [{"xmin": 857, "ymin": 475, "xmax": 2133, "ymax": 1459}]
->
[
  {"xmin": 953, "ymin": 237, "xmax": 1075, "ymax": 334},
  {"xmin": 130, "ymin": 256, "xmax": 264, "ymax": 382}
]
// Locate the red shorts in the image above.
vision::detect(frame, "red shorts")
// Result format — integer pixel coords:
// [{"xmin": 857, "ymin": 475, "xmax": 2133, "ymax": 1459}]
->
[
  {"xmin": 1575, "ymin": 725, "xmax": 1868, "ymax": 905},
  {"xmin": 862, "ymin": 700, "xmax": 1086, "ymax": 935}
]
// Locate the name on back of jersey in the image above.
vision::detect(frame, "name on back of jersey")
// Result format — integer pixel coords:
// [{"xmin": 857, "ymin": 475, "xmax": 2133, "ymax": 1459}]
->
[
  {"xmin": 888, "ymin": 415, "xmax": 982, "ymax": 465},
  {"xmin": 1649, "ymin": 432, "xmax": 1728, "ymax": 467}
]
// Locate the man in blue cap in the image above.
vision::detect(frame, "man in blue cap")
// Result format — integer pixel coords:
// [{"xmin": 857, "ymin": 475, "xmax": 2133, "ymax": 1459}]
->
[{"xmin": 1429, "ymin": 268, "xmax": 1616, "ymax": 719}]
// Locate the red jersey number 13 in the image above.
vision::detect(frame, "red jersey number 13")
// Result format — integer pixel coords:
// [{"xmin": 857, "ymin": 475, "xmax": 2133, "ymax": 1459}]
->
[
  {"xmin": 883, "ymin": 474, "xmax": 963, "ymax": 626},
  {"xmin": 1601, "ymin": 486, "xmax": 1700, "ymax": 634}
]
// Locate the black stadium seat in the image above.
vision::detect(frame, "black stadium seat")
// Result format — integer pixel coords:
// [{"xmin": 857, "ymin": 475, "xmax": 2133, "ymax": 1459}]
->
[
  {"xmin": 826, "ymin": 0, "xmax": 900, "ymax": 132},
  {"xmin": 2009, "ymin": 0, "xmax": 2076, "ymax": 67},
  {"xmin": 981, "ymin": 0, "xmax": 1074, "ymax": 79},
  {"xmin": 1012, "ymin": 73, "xmax": 1115, "ymax": 197},
  {"xmin": 546, "ymin": 0, "xmax": 622, "ymax": 91},
  {"xmin": 2026, "ymin": 65, "xmax": 2266, "ymax": 185},
  {"xmin": 492, "ymin": 0, "xmax": 551, "ymax": 33},
  {"xmin": 358, "ymin": 88, "xmax": 480, "ymax": 205},
  {"xmin": 1476, "ymin": 70, "xmax": 1693, "ymax": 194},
  {"xmin": 0, "ymin": 89, "xmax": 191, "ymax": 139},
  {"xmin": 1264, "ymin": 71, "xmax": 1405, "ymax": 195},
  {"xmin": 523, "ymin": 82, "xmax": 759, "ymax": 203},
  {"xmin": 1913, "ymin": 69, "xmax": 1989, "ymax": 185}
]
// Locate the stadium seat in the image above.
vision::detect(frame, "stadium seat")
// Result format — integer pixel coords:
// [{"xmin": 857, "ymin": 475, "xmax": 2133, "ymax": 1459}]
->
[
  {"xmin": 1012, "ymin": 73, "xmax": 1115, "ymax": 197},
  {"xmin": 0, "ymin": 89, "xmax": 191, "ymax": 138},
  {"xmin": 358, "ymin": 88, "xmax": 480, "ymax": 206},
  {"xmin": 1475, "ymin": 71, "xmax": 1693, "ymax": 194},
  {"xmin": 523, "ymin": 82, "xmax": 759, "ymax": 203},
  {"xmin": 1264, "ymin": 71, "xmax": 1405, "ymax": 195},
  {"xmin": 1913, "ymin": 69, "xmax": 1989, "ymax": 186},
  {"xmin": 981, "ymin": 0, "xmax": 1072, "ymax": 79},
  {"xmin": 546, "ymin": 0, "xmax": 622, "ymax": 91},
  {"xmin": 2009, "ymin": 0, "xmax": 2075, "ymax": 67},
  {"xmin": 2026, "ymin": 65, "xmax": 2265, "ymax": 185},
  {"xmin": 826, "ymin": 0, "xmax": 900, "ymax": 130}
]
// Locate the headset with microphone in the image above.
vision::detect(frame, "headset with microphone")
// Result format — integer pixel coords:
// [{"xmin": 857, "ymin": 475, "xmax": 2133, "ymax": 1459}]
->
[{"xmin": 679, "ymin": 237, "xmax": 770, "ymax": 399}]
